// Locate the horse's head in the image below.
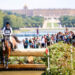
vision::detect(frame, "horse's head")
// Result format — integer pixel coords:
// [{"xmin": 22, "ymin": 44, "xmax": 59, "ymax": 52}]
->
[
  {"xmin": 10, "ymin": 36, "xmax": 21, "ymax": 49},
  {"xmin": 12, "ymin": 35, "xmax": 21, "ymax": 43}
]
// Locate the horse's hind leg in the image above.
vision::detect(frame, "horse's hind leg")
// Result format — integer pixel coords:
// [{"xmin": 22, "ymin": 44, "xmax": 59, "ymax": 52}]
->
[{"xmin": 3, "ymin": 53, "xmax": 5, "ymax": 66}]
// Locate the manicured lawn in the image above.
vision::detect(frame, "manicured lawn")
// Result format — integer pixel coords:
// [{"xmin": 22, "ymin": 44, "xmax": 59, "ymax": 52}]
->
[
  {"xmin": 54, "ymin": 23, "xmax": 59, "ymax": 27},
  {"xmin": 47, "ymin": 22, "xmax": 59, "ymax": 27},
  {"xmin": 47, "ymin": 22, "xmax": 52, "ymax": 27}
]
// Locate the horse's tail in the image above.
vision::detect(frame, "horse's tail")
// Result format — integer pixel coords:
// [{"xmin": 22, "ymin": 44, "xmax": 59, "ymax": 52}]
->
[{"xmin": 12, "ymin": 35, "xmax": 21, "ymax": 43}]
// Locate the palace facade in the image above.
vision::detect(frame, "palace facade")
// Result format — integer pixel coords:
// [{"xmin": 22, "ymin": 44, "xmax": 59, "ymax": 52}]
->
[{"xmin": 9, "ymin": 5, "xmax": 75, "ymax": 18}]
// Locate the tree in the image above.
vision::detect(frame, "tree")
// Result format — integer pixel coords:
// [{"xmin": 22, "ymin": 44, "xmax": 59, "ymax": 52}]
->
[
  {"xmin": 0, "ymin": 11, "xmax": 5, "ymax": 28},
  {"xmin": 0, "ymin": 10, "xmax": 44, "ymax": 28},
  {"xmin": 60, "ymin": 16, "xmax": 75, "ymax": 27},
  {"xmin": 3, "ymin": 15, "xmax": 12, "ymax": 27}
]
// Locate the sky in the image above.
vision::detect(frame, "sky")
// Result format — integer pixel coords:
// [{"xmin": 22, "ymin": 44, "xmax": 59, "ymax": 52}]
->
[{"xmin": 0, "ymin": 0, "xmax": 75, "ymax": 10}]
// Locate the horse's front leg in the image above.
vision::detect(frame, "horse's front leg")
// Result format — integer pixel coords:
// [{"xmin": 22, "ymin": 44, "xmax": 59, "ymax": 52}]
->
[
  {"xmin": 6, "ymin": 54, "xmax": 9, "ymax": 69},
  {"xmin": 3, "ymin": 51, "xmax": 6, "ymax": 67},
  {"xmin": 5, "ymin": 46, "xmax": 11, "ymax": 69}
]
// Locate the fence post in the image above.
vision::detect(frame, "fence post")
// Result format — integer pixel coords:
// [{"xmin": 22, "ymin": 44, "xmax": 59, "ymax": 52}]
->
[
  {"xmin": 70, "ymin": 46, "xmax": 73, "ymax": 70},
  {"xmin": 48, "ymin": 48, "xmax": 50, "ymax": 73}
]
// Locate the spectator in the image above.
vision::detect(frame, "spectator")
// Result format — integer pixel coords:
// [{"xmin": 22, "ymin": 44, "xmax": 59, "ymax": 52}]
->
[
  {"xmin": 41, "ymin": 36, "xmax": 45, "ymax": 48},
  {"xmin": 23, "ymin": 29, "xmax": 75, "ymax": 48},
  {"xmin": 24, "ymin": 38, "xmax": 29, "ymax": 48}
]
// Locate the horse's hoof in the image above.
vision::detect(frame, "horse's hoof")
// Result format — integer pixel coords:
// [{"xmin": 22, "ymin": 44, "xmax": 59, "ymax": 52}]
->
[{"xmin": 6, "ymin": 66, "xmax": 8, "ymax": 69}]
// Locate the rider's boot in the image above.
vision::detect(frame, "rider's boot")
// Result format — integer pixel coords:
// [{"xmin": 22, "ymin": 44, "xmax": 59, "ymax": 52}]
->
[
  {"xmin": 10, "ymin": 42, "xmax": 14, "ymax": 51},
  {"xmin": 11, "ymin": 45, "xmax": 14, "ymax": 51}
]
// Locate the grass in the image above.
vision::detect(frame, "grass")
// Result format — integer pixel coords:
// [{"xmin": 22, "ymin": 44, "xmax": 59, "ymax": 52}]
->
[
  {"xmin": 54, "ymin": 23, "xmax": 59, "ymax": 27},
  {"xmin": 72, "ymin": 70, "xmax": 75, "ymax": 75},
  {"xmin": 47, "ymin": 23, "xmax": 52, "ymax": 27},
  {"xmin": 13, "ymin": 29, "xmax": 32, "ymax": 33},
  {"xmin": 47, "ymin": 22, "xmax": 59, "ymax": 27}
]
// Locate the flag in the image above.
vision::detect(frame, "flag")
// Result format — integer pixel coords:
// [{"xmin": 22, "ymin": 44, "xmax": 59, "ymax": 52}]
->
[{"xmin": 45, "ymin": 48, "xmax": 48, "ymax": 54}]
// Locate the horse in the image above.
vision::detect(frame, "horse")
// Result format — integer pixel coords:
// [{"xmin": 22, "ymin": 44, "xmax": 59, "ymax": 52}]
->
[{"xmin": 2, "ymin": 35, "xmax": 20, "ymax": 68}]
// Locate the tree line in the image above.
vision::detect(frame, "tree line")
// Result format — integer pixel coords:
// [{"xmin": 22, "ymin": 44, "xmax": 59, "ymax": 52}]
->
[
  {"xmin": 0, "ymin": 11, "xmax": 44, "ymax": 29},
  {"xmin": 0, "ymin": 10, "xmax": 75, "ymax": 29},
  {"xmin": 59, "ymin": 16, "xmax": 75, "ymax": 27}
]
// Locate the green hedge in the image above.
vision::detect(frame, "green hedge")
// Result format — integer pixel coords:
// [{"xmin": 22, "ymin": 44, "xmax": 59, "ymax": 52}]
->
[{"xmin": 42, "ymin": 42, "xmax": 75, "ymax": 75}]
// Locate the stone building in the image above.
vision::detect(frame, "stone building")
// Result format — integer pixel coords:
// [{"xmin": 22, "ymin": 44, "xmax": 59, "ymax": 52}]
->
[{"xmin": 9, "ymin": 5, "xmax": 75, "ymax": 18}]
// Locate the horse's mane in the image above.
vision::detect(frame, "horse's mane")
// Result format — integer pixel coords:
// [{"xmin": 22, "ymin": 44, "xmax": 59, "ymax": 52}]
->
[{"xmin": 12, "ymin": 35, "xmax": 21, "ymax": 43}]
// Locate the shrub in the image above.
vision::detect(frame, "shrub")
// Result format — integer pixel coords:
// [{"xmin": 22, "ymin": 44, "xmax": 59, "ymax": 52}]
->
[{"xmin": 42, "ymin": 42, "xmax": 75, "ymax": 75}]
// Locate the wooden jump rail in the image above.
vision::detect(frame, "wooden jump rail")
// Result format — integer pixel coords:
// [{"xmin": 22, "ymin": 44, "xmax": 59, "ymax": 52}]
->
[
  {"xmin": 0, "ymin": 64, "xmax": 46, "ymax": 70},
  {"xmin": 0, "ymin": 48, "xmax": 46, "ymax": 70},
  {"xmin": 10, "ymin": 48, "xmax": 46, "ymax": 56}
]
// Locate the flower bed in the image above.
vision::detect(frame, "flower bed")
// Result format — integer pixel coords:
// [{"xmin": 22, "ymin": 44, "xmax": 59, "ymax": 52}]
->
[{"xmin": 8, "ymin": 56, "xmax": 45, "ymax": 64}]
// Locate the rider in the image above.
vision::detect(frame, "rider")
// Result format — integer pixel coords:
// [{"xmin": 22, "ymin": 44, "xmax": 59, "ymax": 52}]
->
[
  {"xmin": 2, "ymin": 22, "xmax": 13, "ymax": 68},
  {"xmin": 2, "ymin": 22, "xmax": 13, "ymax": 51}
]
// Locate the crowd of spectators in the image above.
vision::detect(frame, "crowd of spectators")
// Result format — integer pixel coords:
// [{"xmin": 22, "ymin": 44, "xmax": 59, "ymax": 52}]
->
[{"xmin": 23, "ymin": 28, "xmax": 75, "ymax": 48}]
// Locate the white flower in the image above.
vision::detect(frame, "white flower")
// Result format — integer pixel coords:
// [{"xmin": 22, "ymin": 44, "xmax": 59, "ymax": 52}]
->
[{"xmin": 47, "ymin": 68, "xmax": 50, "ymax": 72}]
